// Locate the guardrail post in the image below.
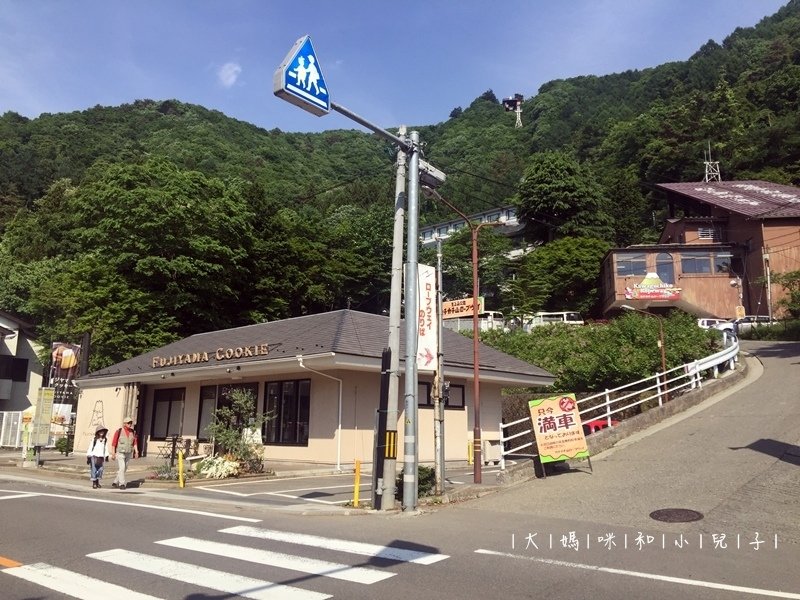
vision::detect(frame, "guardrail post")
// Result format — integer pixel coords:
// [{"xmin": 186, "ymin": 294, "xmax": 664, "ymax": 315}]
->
[
  {"xmin": 605, "ymin": 389, "xmax": 612, "ymax": 427},
  {"xmin": 499, "ymin": 420, "xmax": 506, "ymax": 471},
  {"xmin": 656, "ymin": 377, "xmax": 663, "ymax": 407}
]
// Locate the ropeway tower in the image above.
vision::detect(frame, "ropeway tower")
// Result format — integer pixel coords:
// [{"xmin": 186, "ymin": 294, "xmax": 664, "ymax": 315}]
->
[{"xmin": 502, "ymin": 93, "xmax": 524, "ymax": 128}]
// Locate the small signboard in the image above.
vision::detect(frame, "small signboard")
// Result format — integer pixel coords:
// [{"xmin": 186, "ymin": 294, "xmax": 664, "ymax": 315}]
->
[
  {"xmin": 624, "ymin": 272, "xmax": 681, "ymax": 301},
  {"xmin": 273, "ymin": 35, "xmax": 330, "ymax": 116},
  {"xmin": 31, "ymin": 387, "xmax": 56, "ymax": 447},
  {"xmin": 735, "ymin": 305, "xmax": 746, "ymax": 320},
  {"xmin": 529, "ymin": 393, "xmax": 589, "ymax": 463},
  {"xmin": 442, "ymin": 297, "xmax": 484, "ymax": 319}
]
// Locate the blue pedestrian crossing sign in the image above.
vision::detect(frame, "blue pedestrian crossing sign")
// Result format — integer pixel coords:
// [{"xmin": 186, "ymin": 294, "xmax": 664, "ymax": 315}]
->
[{"xmin": 273, "ymin": 35, "xmax": 330, "ymax": 117}]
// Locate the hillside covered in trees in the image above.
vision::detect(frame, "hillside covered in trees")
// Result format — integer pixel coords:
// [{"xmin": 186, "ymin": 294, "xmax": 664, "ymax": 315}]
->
[{"xmin": 1, "ymin": 0, "xmax": 799, "ymax": 369}]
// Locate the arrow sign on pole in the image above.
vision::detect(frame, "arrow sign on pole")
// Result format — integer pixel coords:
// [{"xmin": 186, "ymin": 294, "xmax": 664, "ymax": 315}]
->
[{"xmin": 273, "ymin": 35, "xmax": 330, "ymax": 116}]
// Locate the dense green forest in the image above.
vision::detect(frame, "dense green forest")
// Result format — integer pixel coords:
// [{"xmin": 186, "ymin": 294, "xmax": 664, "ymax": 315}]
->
[{"xmin": 1, "ymin": 1, "xmax": 799, "ymax": 369}]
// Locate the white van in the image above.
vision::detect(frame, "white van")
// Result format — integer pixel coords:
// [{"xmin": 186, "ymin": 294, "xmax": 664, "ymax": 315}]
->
[
  {"xmin": 442, "ymin": 311, "xmax": 507, "ymax": 333},
  {"xmin": 477, "ymin": 311, "xmax": 506, "ymax": 332},
  {"xmin": 523, "ymin": 311, "xmax": 584, "ymax": 332}
]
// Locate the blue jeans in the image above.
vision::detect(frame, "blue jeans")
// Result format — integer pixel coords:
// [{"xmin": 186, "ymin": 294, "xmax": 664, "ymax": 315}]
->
[{"xmin": 89, "ymin": 457, "xmax": 105, "ymax": 481}]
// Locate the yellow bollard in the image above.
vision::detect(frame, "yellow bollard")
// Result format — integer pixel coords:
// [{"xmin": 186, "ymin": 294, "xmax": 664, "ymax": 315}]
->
[
  {"xmin": 178, "ymin": 449, "xmax": 185, "ymax": 488},
  {"xmin": 467, "ymin": 441, "xmax": 473, "ymax": 465},
  {"xmin": 353, "ymin": 460, "xmax": 361, "ymax": 506}
]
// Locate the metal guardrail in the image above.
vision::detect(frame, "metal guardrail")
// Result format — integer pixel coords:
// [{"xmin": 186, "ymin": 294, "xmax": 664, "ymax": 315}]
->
[{"xmin": 498, "ymin": 332, "xmax": 740, "ymax": 470}]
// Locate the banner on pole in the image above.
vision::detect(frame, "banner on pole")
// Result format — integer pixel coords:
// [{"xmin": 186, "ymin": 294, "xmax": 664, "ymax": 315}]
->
[{"xmin": 417, "ymin": 264, "xmax": 438, "ymax": 371}]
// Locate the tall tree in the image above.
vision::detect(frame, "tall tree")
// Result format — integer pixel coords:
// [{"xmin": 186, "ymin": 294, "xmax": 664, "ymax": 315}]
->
[
  {"xmin": 507, "ymin": 237, "xmax": 611, "ymax": 317},
  {"xmin": 515, "ymin": 151, "xmax": 614, "ymax": 242}
]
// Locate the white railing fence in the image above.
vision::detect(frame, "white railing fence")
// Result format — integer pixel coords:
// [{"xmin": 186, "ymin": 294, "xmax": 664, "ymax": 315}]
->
[
  {"xmin": 498, "ymin": 332, "xmax": 740, "ymax": 470},
  {"xmin": 0, "ymin": 403, "xmax": 74, "ymax": 449},
  {"xmin": 0, "ymin": 411, "xmax": 24, "ymax": 448}
]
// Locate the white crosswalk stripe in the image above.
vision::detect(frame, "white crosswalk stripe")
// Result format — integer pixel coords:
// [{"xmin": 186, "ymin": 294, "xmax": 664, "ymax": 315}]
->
[
  {"xmin": 3, "ymin": 562, "xmax": 163, "ymax": 600},
  {"xmin": 156, "ymin": 536, "xmax": 395, "ymax": 584},
  {"xmin": 221, "ymin": 525, "xmax": 451, "ymax": 564},
  {"xmin": 2, "ymin": 526, "xmax": 449, "ymax": 599},
  {"xmin": 89, "ymin": 549, "xmax": 330, "ymax": 600}
]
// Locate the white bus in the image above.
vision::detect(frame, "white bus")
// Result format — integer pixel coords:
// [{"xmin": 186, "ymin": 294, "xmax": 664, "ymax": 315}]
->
[
  {"xmin": 442, "ymin": 311, "xmax": 507, "ymax": 333},
  {"xmin": 523, "ymin": 311, "xmax": 584, "ymax": 332}
]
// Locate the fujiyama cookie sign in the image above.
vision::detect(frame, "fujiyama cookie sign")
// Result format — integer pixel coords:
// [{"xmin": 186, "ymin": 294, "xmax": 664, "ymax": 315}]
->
[
  {"xmin": 151, "ymin": 343, "xmax": 270, "ymax": 369},
  {"xmin": 529, "ymin": 393, "xmax": 589, "ymax": 463}
]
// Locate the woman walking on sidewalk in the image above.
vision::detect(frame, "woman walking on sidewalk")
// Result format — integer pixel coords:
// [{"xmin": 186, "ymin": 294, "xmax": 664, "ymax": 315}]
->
[{"xmin": 86, "ymin": 425, "xmax": 109, "ymax": 489}]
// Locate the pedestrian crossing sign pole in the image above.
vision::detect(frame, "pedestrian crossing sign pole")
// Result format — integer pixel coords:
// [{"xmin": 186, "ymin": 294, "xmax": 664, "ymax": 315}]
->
[
  {"xmin": 273, "ymin": 35, "xmax": 330, "ymax": 116},
  {"xmin": 274, "ymin": 35, "xmax": 446, "ymax": 511}
]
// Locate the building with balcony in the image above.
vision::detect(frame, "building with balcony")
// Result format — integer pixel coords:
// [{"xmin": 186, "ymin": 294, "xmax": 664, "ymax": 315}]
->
[{"xmin": 420, "ymin": 206, "xmax": 522, "ymax": 244}]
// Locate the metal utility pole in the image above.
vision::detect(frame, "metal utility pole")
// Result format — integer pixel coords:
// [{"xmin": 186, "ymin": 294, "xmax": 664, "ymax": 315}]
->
[
  {"xmin": 433, "ymin": 237, "xmax": 445, "ymax": 495},
  {"xmin": 763, "ymin": 248, "xmax": 773, "ymax": 322},
  {"xmin": 402, "ymin": 131, "xmax": 421, "ymax": 510},
  {"xmin": 378, "ymin": 126, "xmax": 407, "ymax": 510},
  {"xmin": 420, "ymin": 187, "xmax": 502, "ymax": 484}
]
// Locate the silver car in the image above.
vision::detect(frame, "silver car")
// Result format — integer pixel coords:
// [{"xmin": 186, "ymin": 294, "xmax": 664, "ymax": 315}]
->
[{"xmin": 714, "ymin": 315, "xmax": 772, "ymax": 334}]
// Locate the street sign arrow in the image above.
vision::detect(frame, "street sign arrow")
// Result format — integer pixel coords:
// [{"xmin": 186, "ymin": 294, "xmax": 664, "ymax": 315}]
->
[{"xmin": 273, "ymin": 35, "xmax": 330, "ymax": 116}]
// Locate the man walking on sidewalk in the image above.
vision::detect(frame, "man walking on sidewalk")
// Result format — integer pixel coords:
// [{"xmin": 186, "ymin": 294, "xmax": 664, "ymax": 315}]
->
[{"xmin": 111, "ymin": 417, "xmax": 138, "ymax": 490}]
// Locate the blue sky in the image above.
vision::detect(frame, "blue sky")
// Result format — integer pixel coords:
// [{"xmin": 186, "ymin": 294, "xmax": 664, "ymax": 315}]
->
[{"xmin": 0, "ymin": 1, "xmax": 789, "ymax": 134}]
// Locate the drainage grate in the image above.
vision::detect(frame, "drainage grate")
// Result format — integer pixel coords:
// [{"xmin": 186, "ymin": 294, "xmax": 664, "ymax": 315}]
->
[{"xmin": 649, "ymin": 508, "xmax": 704, "ymax": 523}]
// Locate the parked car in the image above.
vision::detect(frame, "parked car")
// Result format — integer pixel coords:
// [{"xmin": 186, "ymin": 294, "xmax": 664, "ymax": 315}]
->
[
  {"xmin": 714, "ymin": 315, "xmax": 772, "ymax": 334},
  {"xmin": 697, "ymin": 318, "xmax": 730, "ymax": 330}
]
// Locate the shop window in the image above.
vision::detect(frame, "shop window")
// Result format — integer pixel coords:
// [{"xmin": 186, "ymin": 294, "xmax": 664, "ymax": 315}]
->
[
  {"xmin": 445, "ymin": 384, "xmax": 465, "ymax": 409},
  {"xmin": 197, "ymin": 386, "xmax": 217, "ymax": 441},
  {"xmin": 151, "ymin": 388, "xmax": 185, "ymax": 440},
  {"xmin": 417, "ymin": 382, "xmax": 464, "ymax": 409},
  {"xmin": 264, "ymin": 379, "xmax": 310, "ymax": 445},
  {"xmin": 681, "ymin": 251, "xmax": 712, "ymax": 274},
  {"xmin": 655, "ymin": 253, "xmax": 675, "ymax": 284},
  {"xmin": 196, "ymin": 383, "xmax": 259, "ymax": 441},
  {"xmin": 418, "ymin": 382, "xmax": 433, "ymax": 407},
  {"xmin": 616, "ymin": 252, "xmax": 647, "ymax": 277}
]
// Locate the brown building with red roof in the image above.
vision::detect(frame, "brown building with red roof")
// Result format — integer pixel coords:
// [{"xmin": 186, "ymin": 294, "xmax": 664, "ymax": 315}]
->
[{"xmin": 601, "ymin": 180, "xmax": 800, "ymax": 319}]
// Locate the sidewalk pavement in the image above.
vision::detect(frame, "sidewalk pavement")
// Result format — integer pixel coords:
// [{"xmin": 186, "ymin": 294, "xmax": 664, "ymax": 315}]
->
[{"xmin": 0, "ymin": 448, "xmax": 355, "ymax": 483}]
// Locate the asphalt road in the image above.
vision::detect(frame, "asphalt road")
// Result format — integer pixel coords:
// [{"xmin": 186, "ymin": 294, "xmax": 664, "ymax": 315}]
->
[{"xmin": 0, "ymin": 340, "xmax": 797, "ymax": 600}]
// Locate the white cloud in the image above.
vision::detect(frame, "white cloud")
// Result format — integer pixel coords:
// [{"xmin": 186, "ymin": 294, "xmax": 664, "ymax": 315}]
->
[{"xmin": 217, "ymin": 62, "xmax": 242, "ymax": 88}]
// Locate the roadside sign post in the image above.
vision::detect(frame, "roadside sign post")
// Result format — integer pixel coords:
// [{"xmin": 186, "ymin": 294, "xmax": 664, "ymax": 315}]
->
[{"xmin": 274, "ymin": 36, "xmax": 445, "ymax": 510}]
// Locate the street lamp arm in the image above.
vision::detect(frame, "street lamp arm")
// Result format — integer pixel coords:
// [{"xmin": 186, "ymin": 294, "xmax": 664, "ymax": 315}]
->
[{"xmin": 421, "ymin": 186, "xmax": 471, "ymax": 224}]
